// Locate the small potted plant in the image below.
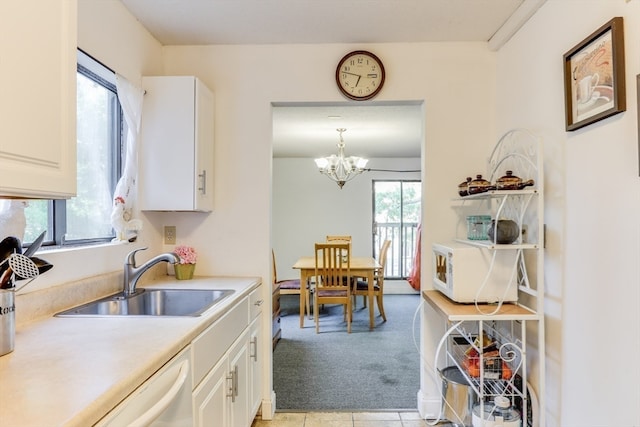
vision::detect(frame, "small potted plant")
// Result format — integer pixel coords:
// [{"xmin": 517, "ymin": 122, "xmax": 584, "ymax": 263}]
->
[{"xmin": 173, "ymin": 245, "xmax": 197, "ymax": 280}]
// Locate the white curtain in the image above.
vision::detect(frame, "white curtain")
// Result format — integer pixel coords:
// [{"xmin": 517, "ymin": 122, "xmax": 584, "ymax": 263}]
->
[
  {"xmin": 110, "ymin": 74, "xmax": 144, "ymax": 241},
  {"xmin": 0, "ymin": 200, "xmax": 27, "ymax": 242}
]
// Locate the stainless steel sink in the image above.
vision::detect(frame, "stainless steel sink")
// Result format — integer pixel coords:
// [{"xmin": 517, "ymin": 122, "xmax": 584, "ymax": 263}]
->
[{"xmin": 55, "ymin": 288, "xmax": 235, "ymax": 317}]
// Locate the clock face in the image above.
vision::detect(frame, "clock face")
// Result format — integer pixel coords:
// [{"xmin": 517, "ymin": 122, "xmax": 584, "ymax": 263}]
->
[{"xmin": 335, "ymin": 50, "xmax": 385, "ymax": 100}]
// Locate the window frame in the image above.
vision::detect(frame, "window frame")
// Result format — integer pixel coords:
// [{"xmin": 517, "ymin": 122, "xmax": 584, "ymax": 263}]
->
[{"xmin": 26, "ymin": 50, "xmax": 122, "ymax": 248}]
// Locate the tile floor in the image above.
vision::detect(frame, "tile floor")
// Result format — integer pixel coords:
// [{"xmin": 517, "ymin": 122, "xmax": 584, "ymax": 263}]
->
[{"xmin": 251, "ymin": 411, "xmax": 447, "ymax": 427}]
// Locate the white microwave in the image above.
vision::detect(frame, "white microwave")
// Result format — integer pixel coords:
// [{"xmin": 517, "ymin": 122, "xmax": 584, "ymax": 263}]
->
[{"xmin": 432, "ymin": 241, "xmax": 518, "ymax": 303}]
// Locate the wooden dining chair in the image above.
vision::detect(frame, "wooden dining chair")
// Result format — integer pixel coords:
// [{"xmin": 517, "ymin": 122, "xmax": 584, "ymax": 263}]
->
[
  {"xmin": 272, "ymin": 249, "xmax": 311, "ymax": 319},
  {"xmin": 313, "ymin": 242, "xmax": 352, "ymax": 333},
  {"xmin": 326, "ymin": 235, "xmax": 352, "ymax": 243},
  {"xmin": 352, "ymin": 239, "xmax": 391, "ymax": 322}
]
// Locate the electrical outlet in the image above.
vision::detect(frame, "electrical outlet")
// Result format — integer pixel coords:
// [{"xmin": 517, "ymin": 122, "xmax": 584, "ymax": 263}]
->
[{"xmin": 164, "ymin": 226, "xmax": 176, "ymax": 244}]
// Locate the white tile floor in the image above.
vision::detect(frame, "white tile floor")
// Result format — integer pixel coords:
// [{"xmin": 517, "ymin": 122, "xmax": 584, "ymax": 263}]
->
[{"xmin": 251, "ymin": 411, "xmax": 440, "ymax": 427}]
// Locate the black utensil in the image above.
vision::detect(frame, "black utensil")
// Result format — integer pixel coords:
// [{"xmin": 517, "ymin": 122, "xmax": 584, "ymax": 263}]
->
[{"xmin": 23, "ymin": 231, "xmax": 46, "ymax": 257}]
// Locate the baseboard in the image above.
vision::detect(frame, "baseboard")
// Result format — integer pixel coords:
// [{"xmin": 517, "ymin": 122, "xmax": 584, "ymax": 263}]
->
[
  {"xmin": 260, "ymin": 391, "xmax": 277, "ymax": 420},
  {"xmin": 384, "ymin": 280, "xmax": 420, "ymax": 294},
  {"xmin": 417, "ymin": 389, "xmax": 443, "ymax": 421}
]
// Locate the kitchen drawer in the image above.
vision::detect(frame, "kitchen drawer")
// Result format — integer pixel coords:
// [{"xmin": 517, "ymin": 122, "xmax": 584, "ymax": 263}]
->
[
  {"xmin": 249, "ymin": 286, "xmax": 264, "ymax": 321},
  {"xmin": 191, "ymin": 296, "xmax": 249, "ymax": 388}
]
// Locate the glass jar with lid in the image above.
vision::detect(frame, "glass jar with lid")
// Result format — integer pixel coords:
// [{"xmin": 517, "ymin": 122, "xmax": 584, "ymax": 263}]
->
[{"xmin": 466, "ymin": 215, "xmax": 492, "ymax": 240}]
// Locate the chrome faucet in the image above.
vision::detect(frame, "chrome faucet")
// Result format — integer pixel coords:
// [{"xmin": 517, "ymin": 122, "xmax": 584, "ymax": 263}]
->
[{"xmin": 123, "ymin": 247, "xmax": 180, "ymax": 296}]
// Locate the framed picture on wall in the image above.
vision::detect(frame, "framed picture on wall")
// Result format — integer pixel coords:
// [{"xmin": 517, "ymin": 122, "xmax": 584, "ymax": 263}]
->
[{"xmin": 563, "ymin": 17, "xmax": 626, "ymax": 132}]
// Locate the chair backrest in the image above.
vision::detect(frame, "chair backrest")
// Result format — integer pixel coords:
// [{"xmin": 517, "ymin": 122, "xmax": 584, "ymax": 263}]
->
[
  {"xmin": 314, "ymin": 242, "xmax": 351, "ymax": 290},
  {"xmin": 376, "ymin": 240, "xmax": 392, "ymax": 288},
  {"xmin": 326, "ymin": 235, "xmax": 352, "ymax": 243},
  {"xmin": 378, "ymin": 239, "xmax": 392, "ymax": 272}
]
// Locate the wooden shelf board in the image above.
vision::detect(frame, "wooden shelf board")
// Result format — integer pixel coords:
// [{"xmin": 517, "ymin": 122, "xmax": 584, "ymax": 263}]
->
[{"xmin": 422, "ymin": 290, "xmax": 539, "ymax": 321}]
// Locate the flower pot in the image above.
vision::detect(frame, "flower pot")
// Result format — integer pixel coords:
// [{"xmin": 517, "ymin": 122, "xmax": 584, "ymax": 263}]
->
[{"xmin": 174, "ymin": 263, "xmax": 196, "ymax": 280}]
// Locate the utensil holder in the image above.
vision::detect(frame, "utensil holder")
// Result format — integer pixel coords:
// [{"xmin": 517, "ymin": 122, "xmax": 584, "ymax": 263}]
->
[{"xmin": 0, "ymin": 289, "xmax": 15, "ymax": 356}]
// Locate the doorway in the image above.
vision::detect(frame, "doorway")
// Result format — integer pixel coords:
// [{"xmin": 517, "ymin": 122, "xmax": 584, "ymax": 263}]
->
[{"xmin": 271, "ymin": 100, "xmax": 424, "ymax": 410}]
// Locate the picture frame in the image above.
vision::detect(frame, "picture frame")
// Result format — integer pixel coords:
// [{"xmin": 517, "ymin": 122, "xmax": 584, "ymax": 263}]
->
[{"xmin": 563, "ymin": 17, "xmax": 626, "ymax": 131}]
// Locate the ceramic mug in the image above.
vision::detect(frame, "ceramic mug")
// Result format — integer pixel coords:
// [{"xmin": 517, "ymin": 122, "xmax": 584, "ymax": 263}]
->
[{"xmin": 577, "ymin": 73, "xmax": 599, "ymax": 104}]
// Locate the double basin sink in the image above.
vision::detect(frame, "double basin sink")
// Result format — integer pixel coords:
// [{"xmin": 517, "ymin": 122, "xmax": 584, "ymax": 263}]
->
[{"xmin": 56, "ymin": 288, "xmax": 235, "ymax": 317}]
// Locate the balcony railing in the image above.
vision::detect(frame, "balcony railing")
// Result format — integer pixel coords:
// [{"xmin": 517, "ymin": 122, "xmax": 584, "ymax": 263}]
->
[{"xmin": 374, "ymin": 222, "xmax": 419, "ymax": 279}]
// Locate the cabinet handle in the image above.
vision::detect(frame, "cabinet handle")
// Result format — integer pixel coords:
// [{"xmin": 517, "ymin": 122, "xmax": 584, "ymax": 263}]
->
[
  {"xmin": 254, "ymin": 299, "xmax": 264, "ymax": 306},
  {"xmin": 232, "ymin": 365, "xmax": 239, "ymax": 399},
  {"xmin": 226, "ymin": 369, "xmax": 235, "ymax": 402},
  {"xmin": 251, "ymin": 337, "xmax": 258, "ymax": 361},
  {"xmin": 198, "ymin": 170, "xmax": 207, "ymax": 195}
]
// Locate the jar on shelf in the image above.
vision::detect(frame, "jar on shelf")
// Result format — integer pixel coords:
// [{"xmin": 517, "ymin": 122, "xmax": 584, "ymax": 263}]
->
[
  {"xmin": 458, "ymin": 177, "xmax": 472, "ymax": 196},
  {"xmin": 472, "ymin": 396, "xmax": 521, "ymax": 427},
  {"xmin": 466, "ymin": 215, "xmax": 492, "ymax": 240},
  {"xmin": 487, "ymin": 219, "xmax": 520, "ymax": 244},
  {"xmin": 467, "ymin": 174, "xmax": 495, "ymax": 194}
]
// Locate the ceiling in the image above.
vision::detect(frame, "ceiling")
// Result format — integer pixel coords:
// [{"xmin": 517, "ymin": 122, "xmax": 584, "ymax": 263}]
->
[
  {"xmin": 272, "ymin": 102, "xmax": 423, "ymax": 158},
  {"xmin": 118, "ymin": 0, "xmax": 544, "ymax": 158},
  {"xmin": 119, "ymin": 0, "xmax": 531, "ymax": 46}
]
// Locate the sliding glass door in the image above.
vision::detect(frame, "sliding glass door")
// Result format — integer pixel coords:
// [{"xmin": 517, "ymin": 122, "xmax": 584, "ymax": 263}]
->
[{"xmin": 372, "ymin": 180, "xmax": 421, "ymax": 279}]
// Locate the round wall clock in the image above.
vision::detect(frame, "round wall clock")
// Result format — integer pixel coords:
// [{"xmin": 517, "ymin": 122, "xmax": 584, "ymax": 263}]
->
[{"xmin": 335, "ymin": 50, "xmax": 385, "ymax": 101}]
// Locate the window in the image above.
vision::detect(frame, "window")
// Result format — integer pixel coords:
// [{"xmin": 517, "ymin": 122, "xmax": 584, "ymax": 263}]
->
[
  {"xmin": 372, "ymin": 180, "xmax": 421, "ymax": 279},
  {"xmin": 23, "ymin": 51, "xmax": 122, "ymax": 246}
]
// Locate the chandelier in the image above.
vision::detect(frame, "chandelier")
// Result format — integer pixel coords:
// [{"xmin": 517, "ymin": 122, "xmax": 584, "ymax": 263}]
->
[{"xmin": 314, "ymin": 128, "xmax": 368, "ymax": 189}]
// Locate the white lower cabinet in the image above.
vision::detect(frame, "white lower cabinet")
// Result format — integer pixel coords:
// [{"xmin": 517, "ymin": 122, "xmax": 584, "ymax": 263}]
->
[
  {"xmin": 193, "ymin": 328, "xmax": 250, "ymax": 427},
  {"xmin": 96, "ymin": 286, "xmax": 263, "ymax": 427},
  {"xmin": 191, "ymin": 286, "xmax": 263, "ymax": 427}
]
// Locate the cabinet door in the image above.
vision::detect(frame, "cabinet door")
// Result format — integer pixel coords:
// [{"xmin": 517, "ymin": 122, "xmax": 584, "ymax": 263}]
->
[
  {"xmin": 228, "ymin": 329, "xmax": 250, "ymax": 427},
  {"xmin": 249, "ymin": 316, "xmax": 263, "ymax": 417},
  {"xmin": 193, "ymin": 356, "xmax": 230, "ymax": 427},
  {"xmin": 194, "ymin": 78, "xmax": 214, "ymax": 211},
  {"xmin": 0, "ymin": 0, "xmax": 77, "ymax": 199},
  {"xmin": 139, "ymin": 76, "xmax": 214, "ymax": 211}
]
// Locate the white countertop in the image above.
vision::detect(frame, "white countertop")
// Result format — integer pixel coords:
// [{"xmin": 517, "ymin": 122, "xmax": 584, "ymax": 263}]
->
[{"xmin": 0, "ymin": 276, "xmax": 261, "ymax": 427}]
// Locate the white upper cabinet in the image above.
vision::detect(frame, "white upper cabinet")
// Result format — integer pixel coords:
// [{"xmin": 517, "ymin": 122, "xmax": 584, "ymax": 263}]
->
[
  {"xmin": 139, "ymin": 76, "xmax": 214, "ymax": 212},
  {"xmin": 0, "ymin": 0, "xmax": 77, "ymax": 199}
]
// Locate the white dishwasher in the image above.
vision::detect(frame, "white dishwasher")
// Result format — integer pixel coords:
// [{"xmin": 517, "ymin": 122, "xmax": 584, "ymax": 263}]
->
[{"xmin": 96, "ymin": 347, "xmax": 193, "ymax": 427}]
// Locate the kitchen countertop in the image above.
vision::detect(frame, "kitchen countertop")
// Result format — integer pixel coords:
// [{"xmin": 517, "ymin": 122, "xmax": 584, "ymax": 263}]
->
[{"xmin": 0, "ymin": 276, "xmax": 261, "ymax": 427}]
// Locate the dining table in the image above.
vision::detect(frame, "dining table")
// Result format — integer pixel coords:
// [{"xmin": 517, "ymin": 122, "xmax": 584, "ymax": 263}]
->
[{"xmin": 292, "ymin": 256, "xmax": 381, "ymax": 330}]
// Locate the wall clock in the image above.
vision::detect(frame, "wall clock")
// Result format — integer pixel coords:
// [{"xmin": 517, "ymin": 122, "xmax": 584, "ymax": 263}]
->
[{"xmin": 335, "ymin": 50, "xmax": 385, "ymax": 100}]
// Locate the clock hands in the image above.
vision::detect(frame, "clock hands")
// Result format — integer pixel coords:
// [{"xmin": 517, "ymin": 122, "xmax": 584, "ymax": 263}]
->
[{"xmin": 341, "ymin": 71, "xmax": 362, "ymax": 87}]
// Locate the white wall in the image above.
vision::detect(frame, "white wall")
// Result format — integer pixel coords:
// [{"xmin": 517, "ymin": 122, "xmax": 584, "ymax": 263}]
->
[
  {"xmin": 272, "ymin": 157, "xmax": 421, "ymax": 280},
  {"xmin": 496, "ymin": 1, "xmax": 640, "ymax": 426},
  {"xmin": 159, "ymin": 42, "xmax": 497, "ymax": 417},
  {"xmin": 159, "ymin": 43, "xmax": 496, "ymax": 278}
]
